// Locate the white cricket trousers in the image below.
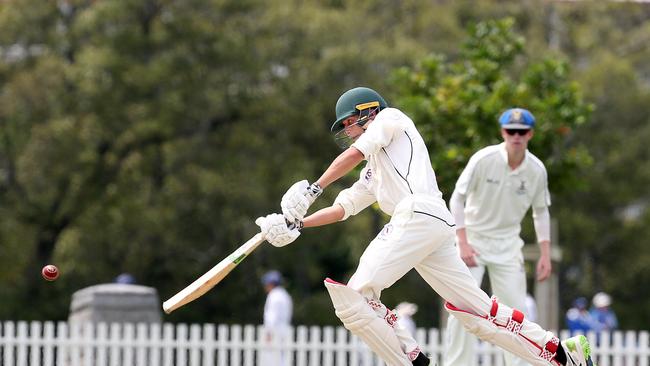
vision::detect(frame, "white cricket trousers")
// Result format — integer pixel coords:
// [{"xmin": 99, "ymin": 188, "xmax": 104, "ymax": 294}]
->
[
  {"xmin": 444, "ymin": 234, "xmax": 530, "ymax": 366},
  {"xmin": 346, "ymin": 195, "xmax": 549, "ymax": 363}
]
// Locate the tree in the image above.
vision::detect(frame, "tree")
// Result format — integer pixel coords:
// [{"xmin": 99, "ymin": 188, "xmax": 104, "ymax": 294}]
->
[
  {"xmin": 390, "ymin": 18, "xmax": 593, "ymax": 199},
  {"xmin": 0, "ymin": 0, "xmax": 468, "ymax": 323}
]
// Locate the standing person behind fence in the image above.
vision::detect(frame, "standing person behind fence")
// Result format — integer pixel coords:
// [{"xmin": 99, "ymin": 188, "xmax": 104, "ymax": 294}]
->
[
  {"xmin": 444, "ymin": 108, "xmax": 553, "ymax": 366},
  {"xmin": 261, "ymin": 270, "xmax": 293, "ymax": 366},
  {"xmin": 254, "ymin": 87, "xmax": 594, "ymax": 366},
  {"xmin": 590, "ymin": 292, "xmax": 618, "ymax": 332},
  {"xmin": 565, "ymin": 297, "xmax": 595, "ymax": 336}
]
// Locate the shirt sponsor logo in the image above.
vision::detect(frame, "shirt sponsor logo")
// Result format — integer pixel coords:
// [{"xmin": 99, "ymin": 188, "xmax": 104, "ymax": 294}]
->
[{"xmin": 486, "ymin": 178, "xmax": 500, "ymax": 184}]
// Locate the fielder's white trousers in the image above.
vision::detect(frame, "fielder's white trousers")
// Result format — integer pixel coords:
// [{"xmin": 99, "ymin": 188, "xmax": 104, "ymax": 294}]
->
[
  {"xmin": 444, "ymin": 233, "xmax": 530, "ymax": 366},
  {"xmin": 261, "ymin": 327, "xmax": 291, "ymax": 366}
]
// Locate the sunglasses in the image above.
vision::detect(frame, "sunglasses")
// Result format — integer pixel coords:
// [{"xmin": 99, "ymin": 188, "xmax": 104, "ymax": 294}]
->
[{"xmin": 504, "ymin": 129, "xmax": 530, "ymax": 136}]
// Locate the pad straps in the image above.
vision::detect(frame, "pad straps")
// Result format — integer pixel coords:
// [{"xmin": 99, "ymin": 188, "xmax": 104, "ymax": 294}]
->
[
  {"xmin": 541, "ymin": 337, "xmax": 560, "ymax": 362},
  {"xmin": 489, "ymin": 296, "xmax": 561, "ymax": 363}
]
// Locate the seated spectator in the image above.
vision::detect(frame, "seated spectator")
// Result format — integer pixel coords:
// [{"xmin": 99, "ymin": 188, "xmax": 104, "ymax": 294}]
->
[
  {"xmin": 565, "ymin": 297, "xmax": 595, "ymax": 335},
  {"xmin": 590, "ymin": 292, "xmax": 618, "ymax": 332}
]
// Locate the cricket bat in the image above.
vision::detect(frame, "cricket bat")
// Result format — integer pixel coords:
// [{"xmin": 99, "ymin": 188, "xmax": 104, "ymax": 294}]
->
[{"xmin": 162, "ymin": 233, "xmax": 265, "ymax": 314}]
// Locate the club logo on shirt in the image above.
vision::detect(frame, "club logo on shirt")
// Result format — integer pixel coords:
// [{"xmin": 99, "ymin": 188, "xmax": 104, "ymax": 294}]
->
[
  {"xmin": 363, "ymin": 168, "xmax": 373, "ymax": 184},
  {"xmin": 516, "ymin": 180, "xmax": 527, "ymax": 195},
  {"xmin": 377, "ymin": 223, "xmax": 393, "ymax": 240}
]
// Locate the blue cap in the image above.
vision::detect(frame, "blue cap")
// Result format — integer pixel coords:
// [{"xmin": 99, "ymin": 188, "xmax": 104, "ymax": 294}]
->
[
  {"xmin": 573, "ymin": 297, "xmax": 587, "ymax": 309},
  {"xmin": 499, "ymin": 108, "xmax": 535, "ymax": 129},
  {"xmin": 114, "ymin": 273, "xmax": 136, "ymax": 285},
  {"xmin": 261, "ymin": 270, "xmax": 282, "ymax": 286}
]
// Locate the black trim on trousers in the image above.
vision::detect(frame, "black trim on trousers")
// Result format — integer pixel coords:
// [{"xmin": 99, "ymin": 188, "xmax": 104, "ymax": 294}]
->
[{"xmin": 414, "ymin": 210, "xmax": 455, "ymax": 227}]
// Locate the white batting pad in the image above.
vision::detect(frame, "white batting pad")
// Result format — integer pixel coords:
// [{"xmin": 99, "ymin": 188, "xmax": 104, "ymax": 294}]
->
[
  {"xmin": 324, "ymin": 278, "xmax": 412, "ymax": 365},
  {"xmin": 365, "ymin": 298, "xmax": 421, "ymax": 360},
  {"xmin": 445, "ymin": 301, "xmax": 561, "ymax": 366}
]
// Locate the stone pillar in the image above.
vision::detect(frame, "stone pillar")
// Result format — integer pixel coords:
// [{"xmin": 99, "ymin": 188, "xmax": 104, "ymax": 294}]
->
[
  {"xmin": 68, "ymin": 283, "xmax": 162, "ymax": 324},
  {"xmin": 522, "ymin": 219, "xmax": 562, "ymax": 331}
]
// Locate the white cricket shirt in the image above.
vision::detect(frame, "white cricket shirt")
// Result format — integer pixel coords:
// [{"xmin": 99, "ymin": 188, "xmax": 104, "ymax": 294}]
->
[
  {"xmin": 334, "ymin": 108, "xmax": 447, "ymax": 220},
  {"xmin": 264, "ymin": 287, "xmax": 292, "ymax": 329},
  {"xmin": 454, "ymin": 143, "xmax": 551, "ymax": 239}
]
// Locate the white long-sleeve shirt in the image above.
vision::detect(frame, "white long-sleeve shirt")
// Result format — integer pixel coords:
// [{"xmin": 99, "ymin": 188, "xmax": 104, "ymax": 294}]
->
[
  {"xmin": 264, "ymin": 287, "xmax": 292, "ymax": 330},
  {"xmin": 452, "ymin": 143, "xmax": 551, "ymax": 239},
  {"xmin": 334, "ymin": 108, "xmax": 450, "ymax": 222}
]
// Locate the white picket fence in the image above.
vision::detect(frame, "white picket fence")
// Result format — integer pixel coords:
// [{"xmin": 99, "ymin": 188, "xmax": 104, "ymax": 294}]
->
[{"xmin": 1, "ymin": 321, "xmax": 648, "ymax": 366}]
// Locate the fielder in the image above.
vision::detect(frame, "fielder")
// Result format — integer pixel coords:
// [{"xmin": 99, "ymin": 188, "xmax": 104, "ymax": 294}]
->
[
  {"xmin": 444, "ymin": 108, "xmax": 553, "ymax": 366},
  {"xmin": 255, "ymin": 87, "xmax": 594, "ymax": 366},
  {"xmin": 261, "ymin": 270, "xmax": 293, "ymax": 366}
]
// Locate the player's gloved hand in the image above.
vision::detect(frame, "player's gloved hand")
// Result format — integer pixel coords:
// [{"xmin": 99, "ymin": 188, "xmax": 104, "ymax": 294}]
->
[
  {"xmin": 281, "ymin": 180, "xmax": 323, "ymax": 222},
  {"xmin": 255, "ymin": 213, "xmax": 301, "ymax": 247}
]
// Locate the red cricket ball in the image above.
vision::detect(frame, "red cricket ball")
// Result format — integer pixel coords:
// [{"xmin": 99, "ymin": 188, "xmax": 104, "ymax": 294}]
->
[{"xmin": 42, "ymin": 264, "xmax": 59, "ymax": 281}]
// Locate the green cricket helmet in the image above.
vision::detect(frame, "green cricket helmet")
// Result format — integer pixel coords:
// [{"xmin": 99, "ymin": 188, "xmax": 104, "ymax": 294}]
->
[{"xmin": 331, "ymin": 87, "xmax": 388, "ymax": 132}]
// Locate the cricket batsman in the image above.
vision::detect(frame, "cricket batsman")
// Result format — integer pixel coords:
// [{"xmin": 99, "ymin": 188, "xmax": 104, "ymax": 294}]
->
[{"xmin": 255, "ymin": 87, "xmax": 594, "ymax": 366}]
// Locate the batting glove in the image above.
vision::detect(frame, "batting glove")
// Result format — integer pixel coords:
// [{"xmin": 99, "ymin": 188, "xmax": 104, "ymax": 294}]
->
[
  {"xmin": 255, "ymin": 213, "xmax": 300, "ymax": 247},
  {"xmin": 281, "ymin": 180, "xmax": 323, "ymax": 222}
]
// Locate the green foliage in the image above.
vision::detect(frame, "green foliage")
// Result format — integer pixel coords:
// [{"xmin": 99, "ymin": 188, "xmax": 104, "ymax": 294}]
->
[
  {"xmin": 0, "ymin": 0, "xmax": 648, "ymax": 331},
  {"xmin": 0, "ymin": 0, "xmax": 456, "ymax": 324},
  {"xmin": 391, "ymin": 18, "xmax": 593, "ymax": 199}
]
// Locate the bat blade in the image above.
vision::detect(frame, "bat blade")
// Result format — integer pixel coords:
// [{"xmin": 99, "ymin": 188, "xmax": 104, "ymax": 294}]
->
[{"xmin": 163, "ymin": 233, "xmax": 265, "ymax": 314}]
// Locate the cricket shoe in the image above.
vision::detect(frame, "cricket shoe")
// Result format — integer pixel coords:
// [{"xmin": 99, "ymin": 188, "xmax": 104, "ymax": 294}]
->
[
  {"xmin": 561, "ymin": 335, "xmax": 595, "ymax": 366},
  {"xmin": 412, "ymin": 351, "xmax": 430, "ymax": 366}
]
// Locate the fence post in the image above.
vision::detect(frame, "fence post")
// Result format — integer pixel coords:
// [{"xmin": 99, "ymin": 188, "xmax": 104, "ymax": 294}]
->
[
  {"xmin": 43, "ymin": 321, "xmax": 55, "ymax": 366},
  {"xmin": 202, "ymin": 323, "xmax": 216, "ymax": 366},
  {"xmin": 308, "ymin": 326, "xmax": 321, "ymax": 366},
  {"xmin": 96, "ymin": 322, "xmax": 108, "ymax": 366},
  {"xmin": 243, "ymin": 325, "xmax": 255, "ymax": 366},
  {"xmin": 640, "ymin": 331, "xmax": 649, "ymax": 366},
  {"xmin": 149, "ymin": 322, "xmax": 161, "ymax": 366},
  {"xmin": 216, "ymin": 324, "xmax": 228, "ymax": 366},
  {"xmin": 162, "ymin": 323, "xmax": 174, "ymax": 366},
  {"xmin": 29, "ymin": 321, "xmax": 42, "ymax": 366},
  {"xmin": 335, "ymin": 326, "xmax": 348, "ymax": 366},
  {"xmin": 189, "ymin": 324, "xmax": 202, "ymax": 366},
  {"xmin": 16, "ymin": 320, "xmax": 28, "ymax": 366}
]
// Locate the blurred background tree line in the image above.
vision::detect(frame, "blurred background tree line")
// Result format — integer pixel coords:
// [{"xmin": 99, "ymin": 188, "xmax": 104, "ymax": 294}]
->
[{"xmin": 0, "ymin": 0, "xmax": 648, "ymax": 329}]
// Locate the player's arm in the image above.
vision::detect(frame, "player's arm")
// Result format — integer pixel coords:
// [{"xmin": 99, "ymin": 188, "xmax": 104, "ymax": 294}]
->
[
  {"xmin": 302, "ymin": 204, "xmax": 345, "ymax": 228},
  {"xmin": 258, "ymin": 148, "xmax": 367, "ymax": 246},
  {"xmin": 280, "ymin": 147, "xmax": 365, "ymax": 223},
  {"xmin": 450, "ymin": 189, "xmax": 478, "ymax": 267},
  {"xmin": 305, "ymin": 164, "xmax": 376, "ymax": 228},
  {"xmin": 315, "ymin": 147, "xmax": 365, "ymax": 189}
]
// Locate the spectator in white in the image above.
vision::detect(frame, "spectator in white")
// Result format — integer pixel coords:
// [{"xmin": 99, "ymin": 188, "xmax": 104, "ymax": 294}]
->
[
  {"xmin": 395, "ymin": 302, "xmax": 419, "ymax": 337},
  {"xmin": 261, "ymin": 270, "xmax": 293, "ymax": 366}
]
